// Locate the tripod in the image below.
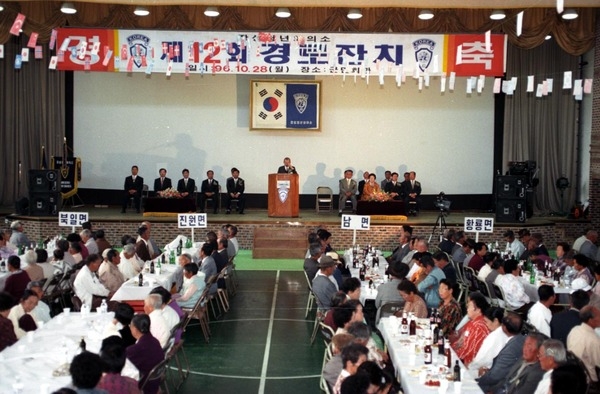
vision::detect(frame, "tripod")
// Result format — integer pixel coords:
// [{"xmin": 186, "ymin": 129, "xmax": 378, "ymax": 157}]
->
[{"xmin": 428, "ymin": 209, "xmax": 448, "ymax": 243}]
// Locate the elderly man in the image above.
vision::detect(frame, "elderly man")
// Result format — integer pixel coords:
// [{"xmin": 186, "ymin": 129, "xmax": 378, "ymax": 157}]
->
[
  {"xmin": 80, "ymin": 229, "xmax": 98, "ymax": 255},
  {"xmin": 73, "ymin": 254, "xmax": 111, "ymax": 310},
  {"xmin": 140, "ymin": 221, "xmax": 160, "ymax": 257},
  {"xmin": 199, "ymin": 243, "xmax": 217, "ymax": 295},
  {"xmin": 504, "ymin": 230, "xmax": 526, "ymax": 260},
  {"xmin": 311, "ymin": 256, "xmax": 338, "ymax": 311},
  {"xmin": 494, "ymin": 332, "xmax": 546, "ymax": 394},
  {"xmin": 477, "ymin": 312, "xmax": 526, "ymax": 392},
  {"xmin": 303, "ymin": 243, "xmax": 321, "ymax": 285},
  {"xmin": 499, "ymin": 259, "xmax": 533, "ymax": 313},
  {"xmin": 571, "ymin": 277, "xmax": 600, "ymax": 309},
  {"xmin": 135, "ymin": 225, "xmax": 153, "ymax": 262},
  {"xmin": 199, "ymin": 170, "xmax": 221, "ymax": 214},
  {"xmin": 3, "ymin": 255, "xmax": 31, "ymax": 302},
  {"xmin": 387, "ymin": 232, "xmax": 411, "ymax": 266},
  {"xmin": 94, "ymin": 229, "xmax": 111, "ymax": 256},
  {"xmin": 432, "ymin": 251, "xmax": 457, "ymax": 283},
  {"xmin": 577, "ymin": 230, "xmax": 598, "ymax": 260},
  {"xmin": 126, "ymin": 314, "xmax": 164, "ymax": 394},
  {"xmin": 338, "ymin": 169, "xmax": 358, "ymax": 216},
  {"xmin": 99, "ymin": 249, "xmax": 125, "ymax": 293},
  {"xmin": 567, "ymin": 305, "xmax": 600, "ymax": 383},
  {"xmin": 118, "ymin": 244, "xmax": 142, "ymax": 280},
  {"xmin": 384, "ymin": 172, "xmax": 403, "ymax": 201},
  {"xmin": 174, "ymin": 253, "xmax": 192, "ymax": 291},
  {"xmin": 8, "ymin": 289, "xmax": 38, "ymax": 339},
  {"xmin": 27, "ymin": 281, "xmax": 50, "ymax": 323},
  {"xmin": 121, "ymin": 165, "xmax": 143, "ymax": 213},
  {"xmin": 9, "ymin": 221, "xmax": 30, "ymax": 249},
  {"xmin": 153, "ymin": 167, "xmax": 172, "ymax": 193},
  {"xmin": 227, "ymin": 225, "xmax": 239, "ymax": 256},
  {"xmin": 22, "ymin": 250, "xmax": 44, "ymax": 282},
  {"xmin": 143, "ymin": 293, "xmax": 170, "ymax": 348},
  {"xmin": 375, "ymin": 263, "xmax": 408, "ymax": 309},
  {"xmin": 534, "ymin": 339, "xmax": 567, "ymax": 394},
  {"xmin": 527, "ymin": 284, "xmax": 556, "ymax": 337},
  {"xmin": 417, "ymin": 254, "xmax": 446, "ymax": 309}
]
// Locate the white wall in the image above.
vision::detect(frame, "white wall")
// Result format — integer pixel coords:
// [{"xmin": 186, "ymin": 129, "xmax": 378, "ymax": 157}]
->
[{"xmin": 74, "ymin": 72, "xmax": 495, "ymax": 195}]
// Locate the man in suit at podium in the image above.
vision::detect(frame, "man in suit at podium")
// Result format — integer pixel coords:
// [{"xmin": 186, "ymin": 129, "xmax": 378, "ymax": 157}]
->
[
  {"xmin": 121, "ymin": 165, "xmax": 144, "ymax": 213},
  {"xmin": 177, "ymin": 169, "xmax": 195, "ymax": 199},
  {"xmin": 153, "ymin": 168, "xmax": 172, "ymax": 193},
  {"xmin": 384, "ymin": 172, "xmax": 404, "ymax": 200},
  {"xmin": 402, "ymin": 171, "xmax": 422, "ymax": 213},
  {"xmin": 338, "ymin": 169, "xmax": 357, "ymax": 216},
  {"xmin": 225, "ymin": 167, "xmax": 245, "ymax": 214},
  {"xmin": 277, "ymin": 157, "xmax": 298, "ymax": 174},
  {"xmin": 199, "ymin": 170, "xmax": 220, "ymax": 214}
]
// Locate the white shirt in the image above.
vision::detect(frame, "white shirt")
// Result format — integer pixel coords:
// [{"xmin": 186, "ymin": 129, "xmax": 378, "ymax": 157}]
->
[
  {"xmin": 572, "ymin": 235, "xmax": 587, "ymax": 252},
  {"xmin": 478, "ymin": 264, "xmax": 492, "ymax": 281},
  {"xmin": 162, "ymin": 305, "xmax": 180, "ymax": 332},
  {"xmin": 73, "ymin": 265, "xmax": 110, "ymax": 307},
  {"xmin": 230, "ymin": 237, "xmax": 239, "ymax": 256},
  {"xmin": 469, "ymin": 326, "xmax": 509, "ymax": 370},
  {"xmin": 149, "ymin": 309, "xmax": 170, "ymax": 348},
  {"xmin": 31, "ymin": 301, "xmax": 51, "ymax": 323},
  {"xmin": 533, "ymin": 370, "xmax": 552, "ymax": 394},
  {"xmin": 527, "ymin": 301, "xmax": 552, "ymax": 337},
  {"xmin": 8, "ymin": 303, "xmax": 31, "ymax": 339},
  {"xmin": 118, "ymin": 252, "xmax": 142, "ymax": 280},
  {"xmin": 506, "ymin": 240, "xmax": 526, "ymax": 260},
  {"xmin": 499, "ymin": 274, "xmax": 530, "ymax": 309},
  {"xmin": 85, "ymin": 238, "xmax": 99, "ymax": 255}
]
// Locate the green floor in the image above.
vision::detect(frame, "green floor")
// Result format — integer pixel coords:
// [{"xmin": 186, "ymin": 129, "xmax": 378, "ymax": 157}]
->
[{"xmin": 177, "ymin": 270, "xmax": 326, "ymax": 394}]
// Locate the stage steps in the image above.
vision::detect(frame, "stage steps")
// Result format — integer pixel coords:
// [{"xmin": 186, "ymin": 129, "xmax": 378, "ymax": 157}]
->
[{"xmin": 252, "ymin": 228, "xmax": 308, "ymax": 259}]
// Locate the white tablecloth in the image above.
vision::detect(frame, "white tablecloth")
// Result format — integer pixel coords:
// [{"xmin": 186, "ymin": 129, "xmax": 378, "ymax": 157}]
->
[
  {"xmin": 344, "ymin": 249, "xmax": 387, "ymax": 304},
  {"xmin": 111, "ymin": 264, "xmax": 177, "ymax": 301},
  {"xmin": 378, "ymin": 317, "xmax": 484, "ymax": 394},
  {"xmin": 0, "ymin": 311, "xmax": 115, "ymax": 394}
]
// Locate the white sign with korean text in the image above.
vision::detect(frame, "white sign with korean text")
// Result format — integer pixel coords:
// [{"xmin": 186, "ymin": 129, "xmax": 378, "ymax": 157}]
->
[
  {"xmin": 341, "ymin": 214, "xmax": 371, "ymax": 230},
  {"xmin": 58, "ymin": 211, "xmax": 89, "ymax": 227},
  {"xmin": 464, "ymin": 217, "xmax": 494, "ymax": 233},
  {"xmin": 178, "ymin": 213, "xmax": 207, "ymax": 228}
]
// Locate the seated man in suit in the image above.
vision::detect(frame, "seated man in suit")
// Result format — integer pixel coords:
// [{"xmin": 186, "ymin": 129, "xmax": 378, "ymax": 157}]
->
[
  {"xmin": 338, "ymin": 169, "xmax": 357, "ymax": 216},
  {"xmin": 177, "ymin": 168, "xmax": 195, "ymax": 199},
  {"xmin": 277, "ymin": 157, "xmax": 298, "ymax": 174},
  {"xmin": 384, "ymin": 172, "xmax": 403, "ymax": 200},
  {"xmin": 121, "ymin": 165, "xmax": 144, "ymax": 214},
  {"xmin": 357, "ymin": 171, "xmax": 369, "ymax": 197},
  {"xmin": 153, "ymin": 168, "xmax": 172, "ymax": 193},
  {"xmin": 402, "ymin": 171, "xmax": 422, "ymax": 213},
  {"xmin": 225, "ymin": 167, "xmax": 245, "ymax": 214},
  {"xmin": 199, "ymin": 170, "xmax": 220, "ymax": 214}
]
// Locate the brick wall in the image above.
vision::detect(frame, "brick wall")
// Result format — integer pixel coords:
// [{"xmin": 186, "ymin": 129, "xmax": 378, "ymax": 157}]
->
[
  {"xmin": 591, "ymin": 12, "xmax": 600, "ymax": 228},
  {"xmin": 17, "ymin": 219, "xmax": 590, "ymax": 253}
]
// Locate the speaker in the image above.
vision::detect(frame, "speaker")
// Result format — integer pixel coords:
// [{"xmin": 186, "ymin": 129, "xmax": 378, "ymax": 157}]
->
[
  {"xmin": 496, "ymin": 199, "xmax": 526, "ymax": 223},
  {"xmin": 29, "ymin": 193, "xmax": 61, "ymax": 216},
  {"xmin": 15, "ymin": 198, "xmax": 29, "ymax": 215},
  {"xmin": 496, "ymin": 175, "xmax": 526, "ymax": 200},
  {"xmin": 28, "ymin": 170, "xmax": 59, "ymax": 193}
]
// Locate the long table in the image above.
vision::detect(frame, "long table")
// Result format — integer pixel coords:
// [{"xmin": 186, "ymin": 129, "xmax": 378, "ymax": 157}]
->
[
  {"xmin": 144, "ymin": 197, "xmax": 196, "ymax": 213},
  {"xmin": 0, "ymin": 311, "xmax": 117, "ymax": 393},
  {"xmin": 111, "ymin": 263, "xmax": 178, "ymax": 312},
  {"xmin": 357, "ymin": 200, "xmax": 405, "ymax": 216},
  {"xmin": 379, "ymin": 316, "xmax": 484, "ymax": 394}
]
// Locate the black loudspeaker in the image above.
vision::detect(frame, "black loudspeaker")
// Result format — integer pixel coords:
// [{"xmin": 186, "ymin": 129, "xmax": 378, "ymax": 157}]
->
[
  {"xmin": 29, "ymin": 193, "xmax": 61, "ymax": 216},
  {"xmin": 495, "ymin": 175, "xmax": 526, "ymax": 200},
  {"xmin": 28, "ymin": 170, "xmax": 59, "ymax": 193},
  {"xmin": 496, "ymin": 199, "xmax": 526, "ymax": 223},
  {"xmin": 15, "ymin": 198, "xmax": 29, "ymax": 215}
]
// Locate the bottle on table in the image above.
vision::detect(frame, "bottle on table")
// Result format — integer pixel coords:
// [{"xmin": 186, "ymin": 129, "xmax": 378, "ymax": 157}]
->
[
  {"xmin": 0, "ymin": 259, "xmax": 5, "ymax": 272},
  {"xmin": 453, "ymin": 360, "xmax": 461, "ymax": 381},
  {"xmin": 99, "ymin": 299, "xmax": 108, "ymax": 314},
  {"xmin": 445, "ymin": 339, "xmax": 451, "ymax": 368},
  {"xmin": 138, "ymin": 272, "xmax": 144, "ymax": 287},
  {"xmin": 177, "ymin": 239, "xmax": 183, "ymax": 256},
  {"xmin": 424, "ymin": 340, "xmax": 432, "ymax": 364},
  {"xmin": 529, "ymin": 268, "xmax": 536, "ymax": 284},
  {"xmin": 169, "ymin": 250, "xmax": 176, "ymax": 265},
  {"xmin": 400, "ymin": 312, "xmax": 409, "ymax": 336},
  {"xmin": 156, "ymin": 258, "xmax": 162, "ymax": 275},
  {"xmin": 432, "ymin": 324, "xmax": 439, "ymax": 344},
  {"xmin": 437, "ymin": 329, "xmax": 445, "ymax": 354},
  {"xmin": 150, "ymin": 261, "xmax": 155, "ymax": 274},
  {"xmin": 409, "ymin": 317, "xmax": 416, "ymax": 336},
  {"xmin": 79, "ymin": 337, "xmax": 86, "ymax": 353},
  {"xmin": 359, "ymin": 264, "xmax": 366, "ymax": 281}
]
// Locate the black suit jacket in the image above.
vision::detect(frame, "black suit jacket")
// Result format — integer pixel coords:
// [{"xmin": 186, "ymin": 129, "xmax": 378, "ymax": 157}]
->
[
  {"xmin": 201, "ymin": 178, "xmax": 220, "ymax": 195},
  {"xmin": 124, "ymin": 175, "xmax": 144, "ymax": 194},
  {"xmin": 401, "ymin": 180, "xmax": 422, "ymax": 197},
  {"xmin": 226, "ymin": 177, "xmax": 245, "ymax": 195},
  {"xmin": 358, "ymin": 180, "xmax": 366, "ymax": 196},
  {"xmin": 135, "ymin": 240, "xmax": 151, "ymax": 262},
  {"xmin": 153, "ymin": 177, "xmax": 172, "ymax": 192},
  {"xmin": 550, "ymin": 309, "xmax": 581, "ymax": 344},
  {"xmin": 177, "ymin": 178, "xmax": 196, "ymax": 197},
  {"xmin": 478, "ymin": 334, "xmax": 526, "ymax": 393},
  {"xmin": 384, "ymin": 181, "xmax": 404, "ymax": 199},
  {"xmin": 277, "ymin": 165, "xmax": 298, "ymax": 174}
]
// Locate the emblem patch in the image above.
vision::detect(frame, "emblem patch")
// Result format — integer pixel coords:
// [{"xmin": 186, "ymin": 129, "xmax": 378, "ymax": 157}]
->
[{"xmin": 412, "ymin": 38, "xmax": 436, "ymax": 72}]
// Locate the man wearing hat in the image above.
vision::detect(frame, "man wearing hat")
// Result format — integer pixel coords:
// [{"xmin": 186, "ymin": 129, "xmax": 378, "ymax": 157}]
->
[
  {"xmin": 571, "ymin": 277, "xmax": 600, "ymax": 310},
  {"xmin": 311, "ymin": 256, "xmax": 338, "ymax": 310},
  {"xmin": 375, "ymin": 263, "xmax": 409, "ymax": 309},
  {"xmin": 9, "ymin": 221, "xmax": 30, "ymax": 249}
]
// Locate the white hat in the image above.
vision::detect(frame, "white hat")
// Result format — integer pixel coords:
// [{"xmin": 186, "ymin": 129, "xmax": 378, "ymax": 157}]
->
[
  {"xmin": 10, "ymin": 221, "xmax": 23, "ymax": 229},
  {"xmin": 570, "ymin": 277, "xmax": 592, "ymax": 293}
]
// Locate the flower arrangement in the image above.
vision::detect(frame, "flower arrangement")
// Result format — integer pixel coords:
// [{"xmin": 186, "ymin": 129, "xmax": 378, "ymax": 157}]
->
[
  {"xmin": 157, "ymin": 188, "xmax": 181, "ymax": 199},
  {"xmin": 365, "ymin": 191, "xmax": 392, "ymax": 202}
]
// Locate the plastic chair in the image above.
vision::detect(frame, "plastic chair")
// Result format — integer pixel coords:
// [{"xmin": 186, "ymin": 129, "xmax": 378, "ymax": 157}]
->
[{"xmin": 316, "ymin": 186, "xmax": 333, "ymax": 213}]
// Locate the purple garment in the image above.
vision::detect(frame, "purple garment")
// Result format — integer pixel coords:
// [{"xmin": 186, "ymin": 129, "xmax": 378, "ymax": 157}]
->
[{"xmin": 168, "ymin": 301, "xmax": 185, "ymax": 343}]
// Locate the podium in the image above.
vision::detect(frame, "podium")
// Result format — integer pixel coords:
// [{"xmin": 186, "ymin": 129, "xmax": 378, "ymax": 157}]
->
[{"xmin": 268, "ymin": 173, "xmax": 299, "ymax": 217}]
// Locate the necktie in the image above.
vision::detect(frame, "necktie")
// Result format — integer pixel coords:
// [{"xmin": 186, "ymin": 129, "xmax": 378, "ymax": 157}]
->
[
  {"xmin": 209, "ymin": 179, "xmax": 212, "ymax": 186},
  {"xmin": 347, "ymin": 179, "xmax": 350, "ymax": 186},
  {"xmin": 185, "ymin": 179, "xmax": 188, "ymax": 187},
  {"xmin": 411, "ymin": 180, "xmax": 414, "ymax": 188},
  {"xmin": 161, "ymin": 178, "xmax": 164, "ymax": 187}
]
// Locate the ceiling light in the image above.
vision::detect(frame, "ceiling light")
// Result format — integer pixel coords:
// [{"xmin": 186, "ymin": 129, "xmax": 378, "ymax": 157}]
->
[
  {"xmin": 347, "ymin": 8, "xmax": 362, "ymax": 20},
  {"xmin": 490, "ymin": 10, "xmax": 506, "ymax": 20},
  {"xmin": 561, "ymin": 8, "xmax": 578, "ymax": 20},
  {"xmin": 275, "ymin": 7, "xmax": 291, "ymax": 18},
  {"xmin": 134, "ymin": 6, "xmax": 150, "ymax": 16},
  {"xmin": 204, "ymin": 6, "xmax": 219, "ymax": 17},
  {"xmin": 545, "ymin": 35, "xmax": 552, "ymax": 40},
  {"xmin": 418, "ymin": 10, "xmax": 434, "ymax": 20},
  {"xmin": 0, "ymin": 4, "xmax": 4, "ymax": 12},
  {"xmin": 60, "ymin": 2, "xmax": 77, "ymax": 14}
]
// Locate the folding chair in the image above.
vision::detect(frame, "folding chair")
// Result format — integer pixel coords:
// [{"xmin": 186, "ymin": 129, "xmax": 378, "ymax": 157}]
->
[
  {"xmin": 303, "ymin": 270, "xmax": 316, "ymax": 318},
  {"xmin": 320, "ymin": 341, "xmax": 335, "ymax": 394},
  {"xmin": 182, "ymin": 286, "xmax": 211, "ymax": 343},
  {"xmin": 492, "ymin": 284, "xmax": 510, "ymax": 310},
  {"xmin": 140, "ymin": 357, "xmax": 170, "ymax": 394},
  {"xmin": 375, "ymin": 301, "xmax": 405, "ymax": 326},
  {"xmin": 316, "ymin": 186, "xmax": 333, "ymax": 213},
  {"xmin": 475, "ymin": 276, "xmax": 498, "ymax": 307},
  {"xmin": 216, "ymin": 266, "xmax": 230, "ymax": 313}
]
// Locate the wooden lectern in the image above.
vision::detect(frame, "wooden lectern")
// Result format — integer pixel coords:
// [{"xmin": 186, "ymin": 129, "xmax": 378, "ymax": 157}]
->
[{"xmin": 268, "ymin": 173, "xmax": 299, "ymax": 217}]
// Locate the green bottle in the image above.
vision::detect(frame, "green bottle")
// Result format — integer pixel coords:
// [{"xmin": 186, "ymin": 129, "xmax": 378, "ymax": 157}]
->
[
  {"xmin": 529, "ymin": 267, "xmax": 536, "ymax": 284},
  {"xmin": 169, "ymin": 250, "xmax": 175, "ymax": 265}
]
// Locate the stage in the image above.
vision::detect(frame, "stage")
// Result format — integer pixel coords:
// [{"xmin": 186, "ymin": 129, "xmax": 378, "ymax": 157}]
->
[{"xmin": 0, "ymin": 205, "xmax": 588, "ymax": 254}]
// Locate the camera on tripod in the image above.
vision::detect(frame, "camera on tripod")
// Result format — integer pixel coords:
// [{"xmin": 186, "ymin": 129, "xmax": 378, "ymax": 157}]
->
[{"xmin": 434, "ymin": 192, "xmax": 451, "ymax": 212}]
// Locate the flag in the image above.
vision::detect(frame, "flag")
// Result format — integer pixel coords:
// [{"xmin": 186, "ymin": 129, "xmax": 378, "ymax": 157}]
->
[
  {"xmin": 251, "ymin": 81, "xmax": 319, "ymax": 129},
  {"xmin": 40, "ymin": 145, "xmax": 47, "ymax": 169}
]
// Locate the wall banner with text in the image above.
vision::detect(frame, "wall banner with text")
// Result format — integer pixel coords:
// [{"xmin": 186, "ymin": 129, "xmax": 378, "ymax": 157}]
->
[{"xmin": 56, "ymin": 29, "xmax": 506, "ymax": 77}]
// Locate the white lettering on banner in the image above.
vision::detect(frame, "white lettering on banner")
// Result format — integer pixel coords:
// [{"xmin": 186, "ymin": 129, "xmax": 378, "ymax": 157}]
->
[
  {"xmin": 341, "ymin": 214, "xmax": 371, "ymax": 230},
  {"xmin": 58, "ymin": 211, "xmax": 89, "ymax": 227},
  {"xmin": 464, "ymin": 217, "xmax": 494, "ymax": 233},
  {"xmin": 459, "ymin": 41, "xmax": 494, "ymax": 70},
  {"xmin": 55, "ymin": 29, "xmax": 507, "ymax": 77},
  {"xmin": 178, "ymin": 213, "xmax": 207, "ymax": 228}
]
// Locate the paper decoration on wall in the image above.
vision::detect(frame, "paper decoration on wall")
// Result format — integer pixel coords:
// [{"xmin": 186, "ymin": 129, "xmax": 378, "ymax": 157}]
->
[
  {"xmin": 35, "ymin": 46, "xmax": 43, "ymax": 59},
  {"xmin": 48, "ymin": 56, "xmax": 58, "ymax": 69},
  {"xmin": 477, "ymin": 75, "xmax": 485, "ymax": 93},
  {"xmin": 516, "ymin": 12, "xmax": 524, "ymax": 37},
  {"xmin": 418, "ymin": 76, "xmax": 423, "ymax": 91},
  {"xmin": 0, "ymin": 45, "xmax": 4, "ymax": 59},
  {"xmin": 573, "ymin": 79, "xmax": 583, "ymax": 100},
  {"xmin": 466, "ymin": 77, "xmax": 473, "ymax": 94},
  {"xmin": 166, "ymin": 60, "xmax": 173, "ymax": 76},
  {"xmin": 102, "ymin": 50, "xmax": 112, "ymax": 66},
  {"xmin": 449, "ymin": 72, "xmax": 456, "ymax": 91},
  {"xmin": 59, "ymin": 38, "xmax": 71, "ymax": 52},
  {"xmin": 440, "ymin": 74, "xmax": 446, "ymax": 93},
  {"xmin": 27, "ymin": 33, "xmax": 39, "ymax": 48},
  {"xmin": 493, "ymin": 78, "xmax": 501, "ymax": 94},
  {"xmin": 527, "ymin": 76, "xmax": 534, "ymax": 92},
  {"xmin": 456, "ymin": 45, "xmax": 462, "ymax": 65},
  {"xmin": 424, "ymin": 73, "xmax": 430, "ymax": 87},
  {"xmin": 542, "ymin": 81, "xmax": 549, "ymax": 96},
  {"xmin": 14, "ymin": 54, "xmax": 22, "ymax": 69},
  {"xmin": 556, "ymin": 0, "xmax": 564, "ymax": 14},
  {"xmin": 584, "ymin": 79, "xmax": 592, "ymax": 94},
  {"xmin": 21, "ymin": 48, "xmax": 29, "ymax": 62},
  {"xmin": 185, "ymin": 63, "xmax": 190, "ymax": 77},
  {"xmin": 10, "ymin": 13, "xmax": 26, "ymax": 36},
  {"xmin": 547, "ymin": 79, "xmax": 554, "ymax": 93},
  {"xmin": 49, "ymin": 29, "xmax": 57, "ymax": 50},
  {"xmin": 563, "ymin": 71, "xmax": 572, "ymax": 89},
  {"xmin": 485, "ymin": 31, "xmax": 491, "ymax": 53},
  {"xmin": 536, "ymin": 84, "xmax": 543, "ymax": 97}
]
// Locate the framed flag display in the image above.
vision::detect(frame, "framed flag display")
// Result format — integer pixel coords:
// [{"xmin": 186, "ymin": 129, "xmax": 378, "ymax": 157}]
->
[{"xmin": 250, "ymin": 80, "xmax": 321, "ymax": 131}]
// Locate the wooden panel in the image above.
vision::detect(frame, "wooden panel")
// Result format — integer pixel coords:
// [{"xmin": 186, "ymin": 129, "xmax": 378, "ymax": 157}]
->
[
  {"xmin": 253, "ymin": 227, "xmax": 307, "ymax": 259},
  {"xmin": 268, "ymin": 174, "xmax": 299, "ymax": 217}
]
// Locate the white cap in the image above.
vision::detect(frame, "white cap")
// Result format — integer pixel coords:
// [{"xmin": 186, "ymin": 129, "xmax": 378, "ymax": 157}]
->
[{"xmin": 570, "ymin": 277, "xmax": 592, "ymax": 293}]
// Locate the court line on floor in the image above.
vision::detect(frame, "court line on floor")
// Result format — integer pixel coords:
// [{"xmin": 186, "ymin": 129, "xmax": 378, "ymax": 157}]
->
[
  {"xmin": 184, "ymin": 370, "xmax": 320, "ymax": 380},
  {"xmin": 258, "ymin": 269, "xmax": 280, "ymax": 394}
]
